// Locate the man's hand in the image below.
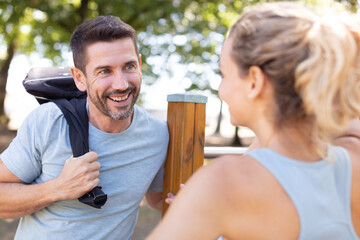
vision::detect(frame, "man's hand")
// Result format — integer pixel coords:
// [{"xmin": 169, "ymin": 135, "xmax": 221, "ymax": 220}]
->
[
  {"xmin": 53, "ymin": 151, "xmax": 101, "ymax": 200},
  {"xmin": 0, "ymin": 151, "xmax": 100, "ymax": 218}
]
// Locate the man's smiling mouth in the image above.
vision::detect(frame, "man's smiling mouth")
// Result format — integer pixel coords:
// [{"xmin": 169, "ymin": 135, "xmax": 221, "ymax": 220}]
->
[{"xmin": 108, "ymin": 93, "xmax": 130, "ymax": 102}]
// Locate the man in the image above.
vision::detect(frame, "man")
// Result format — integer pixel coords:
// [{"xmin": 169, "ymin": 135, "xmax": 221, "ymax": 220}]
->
[{"xmin": 0, "ymin": 15, "xmax": 169, "ymax": 240}]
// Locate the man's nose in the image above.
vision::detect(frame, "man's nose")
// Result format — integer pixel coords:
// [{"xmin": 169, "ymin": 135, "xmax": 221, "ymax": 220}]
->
[{"xmin": 112, "ymin": 71, "xmax": 129, "ymax": 90}]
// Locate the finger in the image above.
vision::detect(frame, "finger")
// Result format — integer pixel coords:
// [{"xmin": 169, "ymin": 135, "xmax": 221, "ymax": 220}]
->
[
  {"xmin": 80, "ymin": 178, "xmax": 100, "ymax": 195},
  {"xmin": 180, "ymin": 184, "xmax": 185, "ymax": 189},
  {"xmin": 167, "ymin": 192, "xmax": 175, "ymax": 198},
  {"xmin": 86, "ymin": 170, "xmax": 100, "ymax": 181},
  {"xmin": 165, "ymin": 198, "xmax": 173, "ymax": 205},
  {"xmin": 81, "ymin": 151, "xmax": 99, "ymax": 163},
  {"xmin": 88, "ymin": 178, "xmax": 100, "ymax": 190},
  {"xmin": 88, "ymin": 161, "xmax": 101, "ymax": 171}
]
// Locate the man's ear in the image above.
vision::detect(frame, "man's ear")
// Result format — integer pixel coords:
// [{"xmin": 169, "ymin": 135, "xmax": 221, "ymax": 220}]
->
[
  {"xmin": 247, "ymin": 66, "xmax": 266, "ymax": 99},
  {"xmin": 71, "ymin": 67, "xmax": 87, "ymax": 92},
  {"xmin": 138, "ymin": 54, "xmax": 143, "ymax": 78},
  {"xmin": 138, "ymin": 54, "xmax": 142, "ymax": 67}
]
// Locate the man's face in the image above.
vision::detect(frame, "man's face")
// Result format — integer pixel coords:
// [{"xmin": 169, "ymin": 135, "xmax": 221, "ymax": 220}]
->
[{"xmin": 83, "ymin": 38, "xmax": 142, "ymax": 121}]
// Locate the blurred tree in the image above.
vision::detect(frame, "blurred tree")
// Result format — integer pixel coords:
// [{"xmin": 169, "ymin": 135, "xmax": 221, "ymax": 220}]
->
[
  {"xmin": 0, "ymin": 0, "xmax": 189, "ymax": 120},
  {"xmin": 0, "ymin": 0, "xmax": 265, "ymax": 121},
  {"xmin": 0, "ymin": 1, "xmax": 29, "ymax": 122},
  {"xmin": 182, "ymin": 0, "xmax": 359, "ymax": 145},
  {"xmin": 0, "ymin": 0, "xmax": 358, "ymax": 127},
  {"xmin": 336, "ymin": 0, "xmax": 358, "ymax": 12}
]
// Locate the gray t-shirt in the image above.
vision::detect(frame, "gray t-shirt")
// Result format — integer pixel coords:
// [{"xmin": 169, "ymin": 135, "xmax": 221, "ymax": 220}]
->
[{"xmin": 1, "ymin": 102, "xmax": 169, "ymax": 240}]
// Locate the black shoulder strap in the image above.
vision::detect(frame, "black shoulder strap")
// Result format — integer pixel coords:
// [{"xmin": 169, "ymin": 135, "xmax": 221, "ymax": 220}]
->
[
  {"xmin": 53, "ymin": 97, "xmax": 107, "ymax": 209},
  {"xmin": 54, "ymin": 97, "xmax": 89, "ymax": 157}
]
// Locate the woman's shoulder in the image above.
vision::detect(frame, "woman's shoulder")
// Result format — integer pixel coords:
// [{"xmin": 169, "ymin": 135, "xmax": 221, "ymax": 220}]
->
[
  {"xmin": 194, "ymin": 153, "xmax": 283, "ymax": 214},
  {"xmin": 205, "ymin": 154, "xmax": 277, "ymax": 195},
  {"xmin": 335, "ymin": 120, "xmax": 360, "ymax": 233},
  {"xmin": 333, "ymin": 119, "xmax": 360, "ymax": 155},
  {"xmin": 195, "ymin": 154, "xmax": 300, "ymax": 239},
  {"xmin": 332, "ymin": 119, "xmax": 360, "ymax": 189}
]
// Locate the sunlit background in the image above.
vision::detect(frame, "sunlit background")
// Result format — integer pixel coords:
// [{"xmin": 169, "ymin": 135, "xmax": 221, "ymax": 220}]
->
[{"xmin": 2, "ymin": 0, "xmax": 358, "ymax": 143}]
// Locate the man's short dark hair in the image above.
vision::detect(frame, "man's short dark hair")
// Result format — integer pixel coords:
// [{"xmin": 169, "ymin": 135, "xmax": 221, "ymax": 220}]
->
[{"xmin": 70, "ymin": 15, "xmax": 138, "ymax": 74}]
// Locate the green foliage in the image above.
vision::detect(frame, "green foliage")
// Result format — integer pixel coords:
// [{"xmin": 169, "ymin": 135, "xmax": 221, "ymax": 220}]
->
[{"xmin": 0, "ymin": 0, "xmax": 359, "ymax": 95}]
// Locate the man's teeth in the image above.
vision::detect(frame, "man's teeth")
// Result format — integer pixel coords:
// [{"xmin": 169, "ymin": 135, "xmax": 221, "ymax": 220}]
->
[{"xmin": 109, "ymin": 94, "xmax": 129, "ymax": 102}]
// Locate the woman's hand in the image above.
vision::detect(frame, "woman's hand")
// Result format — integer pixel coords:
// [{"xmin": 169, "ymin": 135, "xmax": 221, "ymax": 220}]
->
[{"xmin": 164, "ymin": 184, "xmax": 185, "ymax": 205}]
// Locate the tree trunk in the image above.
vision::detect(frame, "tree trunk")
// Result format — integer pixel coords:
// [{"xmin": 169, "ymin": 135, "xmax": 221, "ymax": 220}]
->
[
  {"xmin": 231, "ymin": 126, "xmax": 243, "ymax": 146},
  {"xmin": 78, "ymin": 0, "xmax": 89, "ymax": 20},
  {"xmin": 213, "ymin": 100, "xmax": 223, "ymax": 135},
  {"xmin": 0, "ymin": 40, "xmax": 16, "ymax": 122}
]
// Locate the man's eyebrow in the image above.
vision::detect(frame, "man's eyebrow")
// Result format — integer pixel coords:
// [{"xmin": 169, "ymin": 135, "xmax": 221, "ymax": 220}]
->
[
  {"xmin": 125, "ymin": 60, "xmax": 138, "ymax": 65},
  {"xmin": 93, "ymin": 60, "xmax": 138, "ymax": 72},
  {"xmin": 94, "ymin": 65, "xmax": 111, "ymax": 72}
]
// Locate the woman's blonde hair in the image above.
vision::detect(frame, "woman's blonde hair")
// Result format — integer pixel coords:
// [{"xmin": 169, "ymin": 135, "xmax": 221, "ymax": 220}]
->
[{"xmin": 229, "ymin": 1, "xmax": 360, "ymax": 142}]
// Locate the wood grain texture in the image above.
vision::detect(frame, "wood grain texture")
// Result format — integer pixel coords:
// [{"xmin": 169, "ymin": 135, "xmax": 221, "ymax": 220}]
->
[{"xmin": 162, "ymin": 100, "xmax": 206, "ymax": 215}]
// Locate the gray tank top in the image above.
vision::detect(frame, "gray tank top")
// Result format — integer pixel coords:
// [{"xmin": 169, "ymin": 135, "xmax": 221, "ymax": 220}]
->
[{"xmin": 246, "ymin": 146, "xmax": 359, "ymax": 240}]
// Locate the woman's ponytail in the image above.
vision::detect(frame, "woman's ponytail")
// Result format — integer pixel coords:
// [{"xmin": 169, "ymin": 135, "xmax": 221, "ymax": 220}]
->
[{"xmin": 295, "ymin": 13, "xmax": 360, "ymax": 140}]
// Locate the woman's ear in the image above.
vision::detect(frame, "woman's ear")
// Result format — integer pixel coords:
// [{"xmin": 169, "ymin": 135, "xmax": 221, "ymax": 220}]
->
[
  {"xmin": 71, "ymin": 67, "xmax": 87, "ymax": 92},
  {"xmin": 247, "ymin": 66, "xmax": 266, "ymax": 99}
]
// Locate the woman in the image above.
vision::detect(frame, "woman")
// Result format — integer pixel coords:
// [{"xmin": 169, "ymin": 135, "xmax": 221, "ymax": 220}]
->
[{"xmin": 147, "ymin": 2, "xmax": 360, "ymax": 239}]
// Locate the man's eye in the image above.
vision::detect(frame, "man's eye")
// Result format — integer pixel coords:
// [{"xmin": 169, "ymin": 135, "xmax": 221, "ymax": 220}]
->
[
  {"xmin": 126, "ymin": 64, "xmax": 136, "ymax": 71},
  {"xmin": 100, "ymin": 69, "xmax": 110, "ymax": 74}
]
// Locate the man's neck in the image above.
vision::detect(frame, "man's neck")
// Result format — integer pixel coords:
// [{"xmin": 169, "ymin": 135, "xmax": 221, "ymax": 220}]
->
[{"xmin": 88, "ymin": 108, "xmax": 134, "ymax": 133}]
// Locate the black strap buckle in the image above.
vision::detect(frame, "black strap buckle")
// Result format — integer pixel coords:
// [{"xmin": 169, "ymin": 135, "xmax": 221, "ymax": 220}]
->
[{"xmin": 78, "ymin": 186, "xmax": 107, "ymax": 209}]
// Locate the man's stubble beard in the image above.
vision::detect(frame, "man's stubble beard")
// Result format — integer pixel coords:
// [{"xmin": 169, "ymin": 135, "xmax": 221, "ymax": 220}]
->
[{"xmin": 88, "ymin": 86, "xmax": 140, "ymax": 121}]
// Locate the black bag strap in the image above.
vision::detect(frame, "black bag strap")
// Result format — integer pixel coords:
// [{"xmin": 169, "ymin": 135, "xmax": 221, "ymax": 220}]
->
[
  {"xmin": 54, "ymin": 97, "xmax": 89, "ymax": 157},
  {"xmin": 53, "ymin": 97, "xmax": 107, "ymax": 209},
  {"xmin": 23, "ymin": 67, "xmax": 107, "ymax": 209}
]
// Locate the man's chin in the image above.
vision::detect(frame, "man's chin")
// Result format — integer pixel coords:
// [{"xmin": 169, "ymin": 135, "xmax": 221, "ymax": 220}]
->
[{"xmin": 108, "ymin": 107, "xmax": 134, "ymax": 121}]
